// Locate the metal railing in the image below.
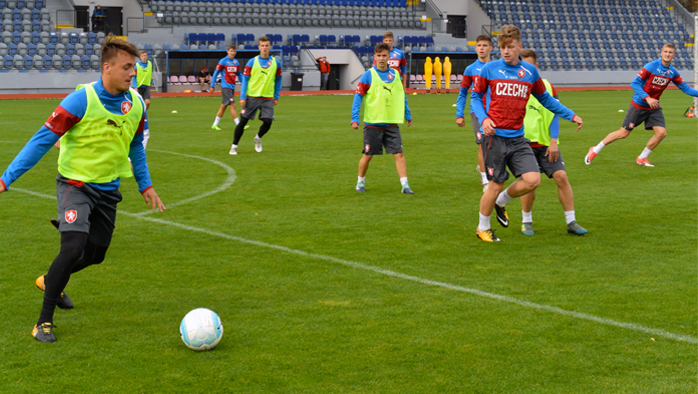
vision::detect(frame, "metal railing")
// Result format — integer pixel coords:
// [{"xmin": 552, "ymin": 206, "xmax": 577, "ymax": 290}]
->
[{"xmin": 56, "ymin": 9, "xmax": 75, "ymax": 27}]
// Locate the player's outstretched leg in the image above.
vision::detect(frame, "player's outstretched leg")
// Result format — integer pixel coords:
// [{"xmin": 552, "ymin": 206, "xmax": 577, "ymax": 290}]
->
[
  {"xmin": 212, "ymin": 104, "xmax": 227, "ymax": 131},
  {"xmin": 586, "ymin": 127, "xmax": 632, "ymax": 165}
]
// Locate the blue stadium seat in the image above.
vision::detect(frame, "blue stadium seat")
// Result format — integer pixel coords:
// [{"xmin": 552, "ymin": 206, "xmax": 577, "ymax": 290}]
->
[{"xmin": 80, "ymin": 54, "xmax": 89, "ymax": 68}]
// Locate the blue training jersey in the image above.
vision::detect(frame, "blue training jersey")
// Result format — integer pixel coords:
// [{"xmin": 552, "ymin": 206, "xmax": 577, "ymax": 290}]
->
[
  {"xmin": 456, "ymin": 59, "xmax": 490, "ymax": 118},
  {"xmin": 1, "ymin": 79, "xmax": 151, "ymax": 192},
  {"xmin": 630, "ymin": 59, "xmax": 698, "ymax": 109},
  {"xmin": 211, "ymin": 56, "xmax": 242, "ymax": 90}
]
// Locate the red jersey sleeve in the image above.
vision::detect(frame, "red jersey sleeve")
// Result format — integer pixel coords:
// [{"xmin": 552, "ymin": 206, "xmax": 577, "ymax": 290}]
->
[
  {"xmin": 215, "ymin": 63, "xmax": 224, "ymax": 71},
  {"xmin": 531, "ymin": 78, "xmax": 547, "ymax": 95},
  {"xmin": 461, "ymin": 74, "xmax": 472, "ymax": 89},
  {"xmin": 136, "ymin": 114, "xmax": 145, "ymax": 135},
  {"xmin": 44, "ymin": 105, "xmax": 81, "ymax": 136},
  {"xmin": 243, "ymin": 65, "xmax": 252, "ymax": 76},
  {"xmin": 472, "ymin": 75, "xmax": 488, "ymax": 94},
  {"xmin": 355, "ymin": 82, "xmax": 370, "ymax": 95},
  {"xmin": 673, "ymin": 74, "xmax": 685, "ymax": 84}
]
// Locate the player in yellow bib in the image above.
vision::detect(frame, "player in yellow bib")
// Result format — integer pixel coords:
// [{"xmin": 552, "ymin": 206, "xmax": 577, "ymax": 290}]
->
[
  {"xmin": 230, "ymin": 36, "xmax": 282, "ymax": 155},
  {"xmin": 351, "ymin": 43, "xmax": 414, "ymax": 194},
  {"xmin": 492, "ymin": 50, "xmax": 587, "ymax": 236},
  {"xmin": 133, "ymin": 50, "xmax": 153, "ymax": 109},
  {"xmin": 0, "ymin": 36, "xmax": 165, "ymax": 342}
]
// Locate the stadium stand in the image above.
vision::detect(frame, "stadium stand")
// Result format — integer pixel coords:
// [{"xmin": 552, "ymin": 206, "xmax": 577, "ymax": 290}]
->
[{"xmin": 478, "ymin": 0, "xmax": 694, "ymax": 71}]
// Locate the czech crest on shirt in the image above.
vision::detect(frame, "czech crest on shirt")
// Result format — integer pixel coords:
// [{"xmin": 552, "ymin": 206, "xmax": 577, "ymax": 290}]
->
[{"xmin": 65, "ymin": 210, "xmax": 77, "ymax": 223}]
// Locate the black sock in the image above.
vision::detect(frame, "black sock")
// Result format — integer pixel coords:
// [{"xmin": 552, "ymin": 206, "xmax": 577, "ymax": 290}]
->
[
  {"xmin": 38, "ymin": 231, "xmax": 88, "ymax": 325},
  {"xmin": 233, "ymin": 117, "xmax": 250, "ymax": 145},
  {"xmin": 257, "ymin": 119, "xmax": 273, "ymax": 138},
  {"xmin": 71, "ymin": 241, "xmax": 108, "ymax": 274}
]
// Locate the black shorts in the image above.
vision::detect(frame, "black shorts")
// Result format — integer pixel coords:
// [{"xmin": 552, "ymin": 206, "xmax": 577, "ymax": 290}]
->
[
  {"xmin": 137, "ymin": 86, "xmax": 150, "ymax": 100},
  {"xmin": 221, "ymin": 88, "xmax": 236, "ymax": 105},
  {"xmin": 481, "ymin": 135, "xmax": 539, "ymax": 183},
  {"xmin": 471, "ymin": 113, "xmax": 483, "ymax": 144},
  {"xmin": 55, "ymin": 174, "xmax": 122, "ymax": 246},
  {"xmin": 362, "ymin": 125, "xmax": 403, "ymax": 155},
  {"xmin": 531, "ymin": 146, "xmax": 566, "ymax": 178},
  {"xmin": 622, "ymin": 104, "xmax": 666, "ymax": 130},
  {"xmin": 241, "ymin": 97, "xmax": 274, "ymax": 120}
]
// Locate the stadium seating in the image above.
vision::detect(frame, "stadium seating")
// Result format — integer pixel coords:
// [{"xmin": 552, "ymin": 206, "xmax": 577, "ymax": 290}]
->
[
  {"xmin": 478, "ymin": 0, "xmax": 694, "ymax": 71},
  {"xmin": 148, "ymin": 0, "xmax": 423, "ymax": 30}
]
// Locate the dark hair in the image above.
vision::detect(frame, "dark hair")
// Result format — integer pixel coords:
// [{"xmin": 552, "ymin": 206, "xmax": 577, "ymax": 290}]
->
[
  {"xmin": 498, "ymin": 25, "xmax": 521, "ymax": 48},
  {"xmin": 259, "ymin": 36, "xmax": 271, "ymax": 43},
  {"xmin": 139, "ymin": 50, "xmax": 147, "ymax": 55},
  {"xmin": 520, "ymin": 49, "xmax": 537, "ymax": 63},
  {"xmin": 383, "ymin": 31, "xmax": 394, "ymax": 39},
  {"xmin": 375, "ymin": 43, "xmax": 390, "ymax": 53},
  {"xmin": 475, "ymin": 34, "xmax": 492, "ymax": 44},
  {"xmin": 100, "ymin": 34, "xmax": 138, "ymax": 71},
  {"xmin": 227, "ymin": 44, "xmax": 236, "ymax": 51}
]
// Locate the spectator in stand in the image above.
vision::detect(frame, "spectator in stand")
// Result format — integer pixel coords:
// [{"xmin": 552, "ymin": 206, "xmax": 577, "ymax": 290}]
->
[
  {"xmin": 92, "ymin": 5, "xmax": 105, "ymax": 33},
  {"xmin": 316, "ymin": 56, "xmax": 330, "ymax": 90}
]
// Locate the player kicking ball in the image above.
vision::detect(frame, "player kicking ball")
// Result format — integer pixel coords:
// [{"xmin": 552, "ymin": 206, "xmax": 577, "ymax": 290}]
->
[
  {"xmin": 351, "ymin": 43, "xmax": 414, "ymax": 194},
  {"xmin": 470, "ymin": 25, "xmax": 583, "ymax": 242},
  {"xmin": 585, "ymin": 43, "xmax": 698, "ymax": 167},
  {"xmin": 0, "ymin": 36, "xmax": 165, "ymax": 342},
  {"xmin": 493, "ymin": 49, "xmax": 587, "ymax": 236}
]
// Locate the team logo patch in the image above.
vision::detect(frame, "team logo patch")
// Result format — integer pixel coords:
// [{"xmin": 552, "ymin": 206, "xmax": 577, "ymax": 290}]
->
[
  {"xmin": 518, "ymin": 69, "xmax": 525, "ymax": 78},
  {"xmin": 628, "ymin": 123, "xmax": 635, "ymax": 129},
  {"xmin": 121, "ymin": 101, "xmax": 131, "ymax": 114},
  {"xmin": 241, "ymin": 109, "xmax": 246, "ymax": 115},
  {"xmin": 365, "ymin": 144, "xmax": 370, "ymax": 152},
  {"xmin": 476, "ymin": 132, "xmax": 482, "ymax": 139},
  {"xmin": 488, "ymin": 168, "xmax": 494, "ymax": 176},
  {"xmin": 388, "ymin": 72, "xmax": 394, "ymax": 81},
  {"xmin": 65, "ymin": 210, "xmax": 77, "ymax": 223}
]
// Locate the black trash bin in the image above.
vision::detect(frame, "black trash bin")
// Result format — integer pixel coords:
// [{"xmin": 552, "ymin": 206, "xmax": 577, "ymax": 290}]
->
[{"xmin": 291, "ymin": 72, "xmax": 304, "ymax": 91}]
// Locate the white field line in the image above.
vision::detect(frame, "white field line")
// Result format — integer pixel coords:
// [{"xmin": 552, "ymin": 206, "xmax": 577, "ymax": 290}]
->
[
  {"xmin": 7, "ymin": 187, "xmax": 696, "ymax": 346},
  {"xmin": 131, "ymin": 149, "xmax": 236, "ymax": 216}
]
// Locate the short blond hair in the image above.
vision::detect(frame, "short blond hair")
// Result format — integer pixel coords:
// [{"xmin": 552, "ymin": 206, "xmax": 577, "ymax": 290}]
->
[{"xmin": 498, "ymin": 25, "xmax": 521, "ymax": 48}]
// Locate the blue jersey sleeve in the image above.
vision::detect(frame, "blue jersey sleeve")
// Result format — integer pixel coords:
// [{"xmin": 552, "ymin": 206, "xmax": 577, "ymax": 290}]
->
[
  {"xmin": 675, "ymin": 81, "xmax": 698, "ymax": 97},
  {"xmin": 129, "ymin": 100, "xmax": 152, "ymax": 193},
  {"xmin": 0, "ymin": 126, "xmax": 60, "ymax": 189},
  {"xmin": 274, "ymin": 58, "xmax": 282, "ymax": 100},
  {"xmin": 631, "ymin": 75, "xmax": 649, "ymax": 100},
  {"xmin": 532, "ymin": 90, "xmax": 575, "ymax": 122},
  {"xmin": 456, "ymin": 87, "xmax": 469, "ymax": 118},
  {"xmin": 549, "ymin": 116, "xmax": 560, "ymax": 139},
  {"xmin": 351, "ymin": 71, "xmax": 372, "ymax": 124}
]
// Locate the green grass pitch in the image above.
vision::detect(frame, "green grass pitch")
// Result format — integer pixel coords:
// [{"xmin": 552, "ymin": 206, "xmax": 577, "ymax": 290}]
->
[{"xmin": 0, "ymin": 90, "xmax": 695, "ymax": 393}]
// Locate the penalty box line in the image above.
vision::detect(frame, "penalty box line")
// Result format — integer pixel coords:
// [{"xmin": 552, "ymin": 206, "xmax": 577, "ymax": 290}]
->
[{"xmin": 12, "ymin": 187, "xmax": 698, "ymax": 345}]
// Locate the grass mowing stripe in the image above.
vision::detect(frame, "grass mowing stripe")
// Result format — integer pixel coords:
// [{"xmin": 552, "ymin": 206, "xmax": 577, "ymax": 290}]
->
[{"xmin": 11, "ymin": 185, "xmax": 697, "ymax": 346}]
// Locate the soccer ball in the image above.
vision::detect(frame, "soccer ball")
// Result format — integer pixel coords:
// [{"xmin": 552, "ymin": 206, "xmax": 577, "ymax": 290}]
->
[{"xmin": 179, "ymin": 308, "xmax": 224, "ymax": 351}]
